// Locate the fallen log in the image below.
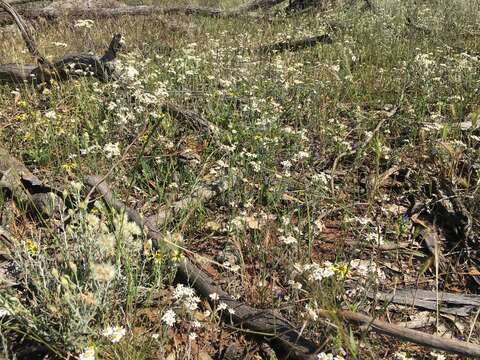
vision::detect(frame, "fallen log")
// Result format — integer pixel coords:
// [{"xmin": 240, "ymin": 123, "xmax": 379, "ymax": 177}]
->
[
  {"xmin": 0, "ymin": 0, "xmax": 122, "ymax": 85},
  {"xmin": 319, "ymin": 309, "xmax": 480, "ymax": 357},
  {"xmin": 0, "ymin": 0, "xmax": 288, "ymax": 25},
  {"xmin": 86, "ymin": 175, "xmax": 319, "ymax": 360}
]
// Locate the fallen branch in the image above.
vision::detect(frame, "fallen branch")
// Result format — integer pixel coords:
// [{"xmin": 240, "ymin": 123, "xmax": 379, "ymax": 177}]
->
[
  {"xmin": 0, "ymin": 146, "xmax": 64, "ymax": 218},
  {"xmin": 0, "ymin": 0, "xmax": 287, "ymax": 25},
  {"xmin": 0, "ymin": 1, "xmax": 122, "ymax": 84},
  {"xmin": 160, "ymin": 102, "xmax": 220, "ymax": 136},
  {"xmin": 368, "ymin": 289, "xmax": 480, "ymax": 317},
  {"xmin": 256, "ymin": 34, "xmax": 333, "ymax": 54},
  {"xmin": 319, "ymin": 309, "xmax": 480, "ymax": 357},
  {"xmin": 86, "ymin": 175, "xmax": 318, "ymax": 360}
]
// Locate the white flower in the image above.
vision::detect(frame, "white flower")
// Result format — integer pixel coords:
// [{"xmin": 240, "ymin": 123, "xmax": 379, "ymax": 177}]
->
[
  {"xmin": 124, "ymin": 65, "xmax": 139, "ymax": 80},
  {"xmin": 188, "ymin": 332, "xmax": 198, "ymax": 341},
  {"xmin": 44, "ymin": 110, "xmax": 57, "ymax": 120},
  {"xmin": 151, "ymin": 333, "xmax": 160, "ymax": 340},
  {"xmin": 280, "ymin": 235, "xmax": 298, "ymax": 245},
  {"xmin": 104, "ymin": 142, "xmax": 120, "ymax": 158},
  {"xmin": 0, "ymin": 308, "xmax": 11, "ymax": 317},
  {"xmin": 288, "ymin": 280, "xmax": 303, "ymax": 289},
  {"xmin": 228, "ymin": 308, "xmax": 236, "ymax": 315},
  {"xmin": 314, "ymin": 218, "xmax": 325, "ymax": 232},
  {"xmin": 430, "ymin": 352, "xmax": 446, "ymax": 360},
  {"xmin": 192, "ymin": 320, "xmax": 202, "ymax": 328},
  {"xmin": 173, "ymin": 284, "xmax": 195, "ymax": 299},
  {"xmin": 365, "ymin": 232, "xmax": 384, "ymax": 246},
  {"xmin": 317, "ymin": 353, "xmax": 334, "ymax": 360},
  {"xmin": 395, "ymin": 352, "xmax": 415, "ymax": 360},
  {"xmin": 173, "ymin": 284, "xmax": 200, "ymax": 311},
  {"xmin": 90, "ymin": 263, "xmax": 115, "ymax": 282},
  {"xmin": 78, "ymin": 346, "xmax": 95, "ymax": 360},
  {"xmin": 162, "ymin": 309, "xmax": 176, "ymax": 327},
  {"xmin": 74, "ymin": 19, "xmax": 94, "ymax": 29},
  {"xmin": 102, "ymin": 326, "xmax": 126, "ymax": 343},
  {"xmin": 209, "ymin": 293, "xmax": 220, "ymax": 301},
  {"xmin": 307, "ymin": 262, "xmax": 336, "ymax": 281},
  {"xmin": 349, "ymin": 259, "xmax": 386, "ymax": 283},
  {"xmin": 312, "ymin": 172, "xmax": 330, "ymax": 185},
  {"xmin": 52, "ymin": 42, "xmax": 67, "ymax": 47},
  {"xmin": 217, "ymin": 302, "xmax": 228, "ymax": 311}
]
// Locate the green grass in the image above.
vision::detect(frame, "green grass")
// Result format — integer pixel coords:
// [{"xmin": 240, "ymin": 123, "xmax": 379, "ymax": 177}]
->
[{"xmin": 1, "ymin": 0, "xmax": 480, "ymax": 359}]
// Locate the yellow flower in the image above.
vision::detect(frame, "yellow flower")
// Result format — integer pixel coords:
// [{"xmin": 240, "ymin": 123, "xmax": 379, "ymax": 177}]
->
[
  {"xmin": 23, "ymin": 132, "xmax": 33, "ymax": 142},
  {"xmin": 62, "ymin": 162, "xmax": 77, "ymax": 172},
  {"xmin": 25, "ymin": 239, "xmax": 38, "ymax": 255},
  {"xmin": 15, "ymin": 113, "xmax": 27, "ymax": 121},
  {"xmin": 333, "ymin": 263, "xmax": 349, "ymax": 278},
  {"xmin": 171, "ymin": 249, "xmax": 184, "ymax": 263},
  {"xmin": 152, "ymin": 251, "xmax": 164, "ymax": 264}
]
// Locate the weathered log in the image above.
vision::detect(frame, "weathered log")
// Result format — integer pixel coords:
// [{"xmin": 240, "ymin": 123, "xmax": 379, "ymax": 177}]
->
[
  {"xmin": 0, "ymin": 33, "xmax": 122, "ymax": 84},
  {"xmin": 0, "ymin": 146, "xmax": 65, "ymax": 219},
  {"xmin": 0, "ymin": 0, "xmax": 288, "ymax": 25},
  {"xmin": 86, "ymin": 175, "xmax": 319, "ymax": 360},
  {"xmin": 0, "ymin": 0, "xmax": 123, "ymax": 84}
]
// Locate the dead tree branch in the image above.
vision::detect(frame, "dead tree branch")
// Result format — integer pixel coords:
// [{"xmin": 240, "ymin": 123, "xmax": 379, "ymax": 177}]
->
[
  {"xmin": 86, "ymin": 175, "xmax": 319, "ymax": 360},
  {"xmin": 0, "ymin": 1, "xmax": 123, "ymax": 84},
  {"xmin": 0, "ymin": 0, "xmax": 288, "ymax": 25},
  {"xmin": 320, "ymin": 309, "xmax": 480, "ymax": 357}
]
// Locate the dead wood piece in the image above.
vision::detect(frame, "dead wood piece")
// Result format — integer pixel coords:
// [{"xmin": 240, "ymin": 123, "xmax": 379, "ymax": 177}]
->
[
  {"xmin": 257, "ymin": 34, "xmax": 333, "ymax": 54},
  {"xmin": 146, "ymin": 186, "xmax": 216, "ymax": 229},
  {"xmin": 43, "ymin": 0, "xmax": 126, "ymax": 12},
  {"xmin": 286, "ymin": 0, "xmax": 324, "ymax": 13},
  {"xmin": 321, "ymin": 309, "xmax": 480, "ymax": 357},
  {"xmin": 6, "ymin": 0, "xmax": 42, "ymax": 5},
  {"xmin": 368, "ymin": 289, "xmax": 480, "ymax": 317},
  {"xmin": 230, "ymin": 0, "xmax": 286, "ymax": 14},
  {"xmin": 0, "ymin": 33, "xmax": 122, "ymax": 84},
  {"xmin": 0, "ymin": 0, "xmax": 288, "ymax": 25},
  {"xmin": 405, "ymin": 17, "xmax": 432, "ymax": 35},
  {"xmin": 86, "ymin": 175, "xmax": 318, "ymax": 360},
  {"xmin": 0, "ymin": 1, "xmax": 123, "ymax": 85},
  {"xmin": 160, "ymin": 102, "xmax": 220, "ymax": 136},
  {"xmin": 0, "ymin": 146, "xmax": 64, "ymax": 218}
]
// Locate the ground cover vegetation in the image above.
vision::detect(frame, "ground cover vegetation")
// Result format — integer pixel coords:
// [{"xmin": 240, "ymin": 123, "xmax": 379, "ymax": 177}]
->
[{"xmin": 0, "ymin": 0, "xmax": 479, "ymax": 358}]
